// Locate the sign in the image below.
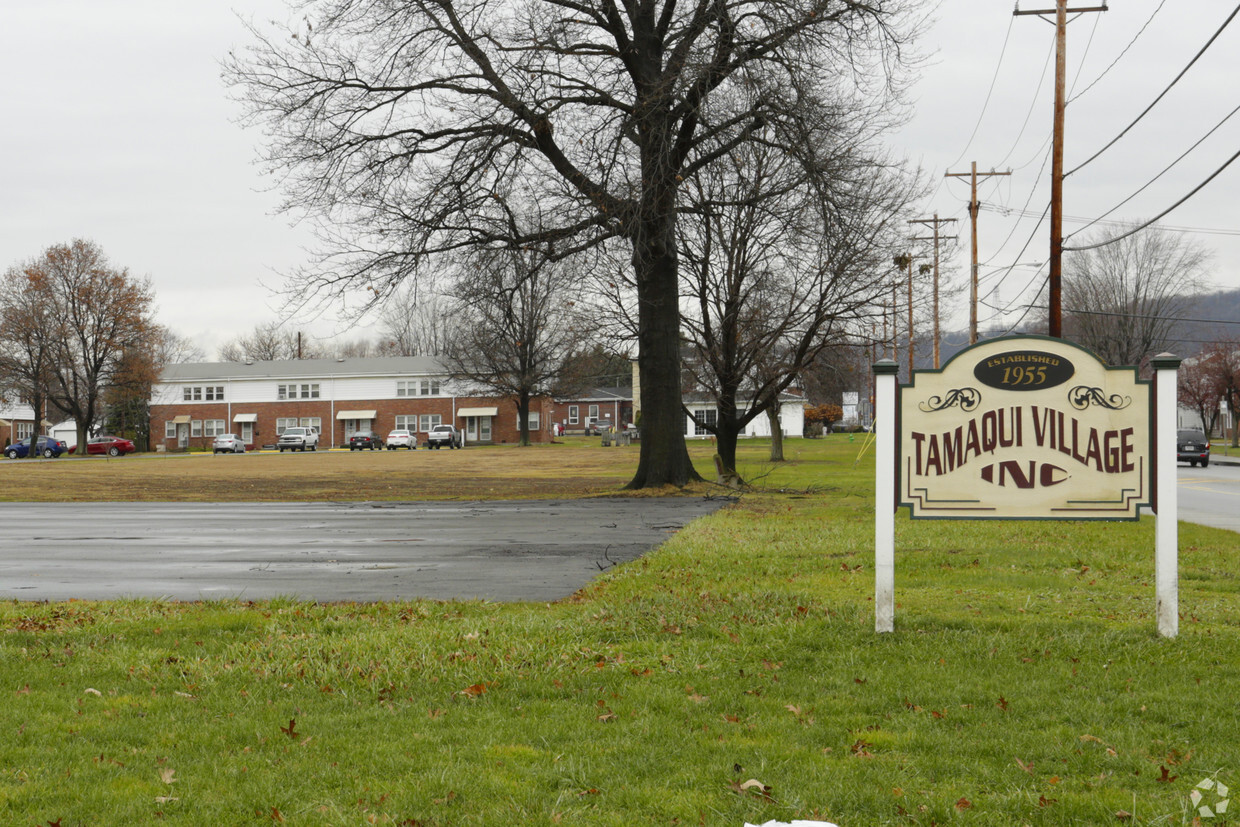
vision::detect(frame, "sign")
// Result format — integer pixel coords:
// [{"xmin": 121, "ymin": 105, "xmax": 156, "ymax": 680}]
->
[{"xmin": 899, "ymin": 336, "xmax": 1150, "ymax": 520}]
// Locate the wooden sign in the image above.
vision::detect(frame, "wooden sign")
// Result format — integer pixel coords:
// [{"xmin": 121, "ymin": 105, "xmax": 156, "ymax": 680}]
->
[{"xmin": 899, "ymin": 337, "xmax": 1150, "ymax": 520}]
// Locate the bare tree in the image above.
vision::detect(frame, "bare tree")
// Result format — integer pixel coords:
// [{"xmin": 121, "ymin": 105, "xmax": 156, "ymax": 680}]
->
[
  {"xmin": 218, "ymin": 322, "xmax": 318, "ymax": 362},
  {"xmin": 226, "ymin": 0, "xmax": 920, "ymax": 488},
  {"xmin": 676, "ymin": 137, "xmax": 913, "ymax": 478},
  {"xmin": 442, "ymin": 237, "xmax": 583, "ymax": 447},
  {"xmin": 376, "ymin": 286, "xmax": 454, "ymax": 357},
  {"xmin": 1063, "ymin": 223, "xmax": 1211, "ymax": 367}
]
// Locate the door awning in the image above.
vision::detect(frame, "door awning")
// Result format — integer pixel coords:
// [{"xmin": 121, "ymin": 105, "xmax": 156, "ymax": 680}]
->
[
  {"xmin": 171, "ymin": 415, "xmax": 192, "ymax": 424},
  {"xmin": 336, "ymin": 410, "xmax": 377, "ymax": 420},
  {"xmin": 232, "ymin": 413, "xmax": 258, "ymax": 423},
  {"xmin": 457, "ymin": 407, "xmax": 498, "ymax": 417}
]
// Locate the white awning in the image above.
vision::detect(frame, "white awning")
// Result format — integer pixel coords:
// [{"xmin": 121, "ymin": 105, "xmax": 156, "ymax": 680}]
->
[
  {"xmin": 171, "ymin": 415, "xmax": 192, "ymax": 424},
  {"xmin": 232, "ymin": 413, "xmax": 258, "ymax": 423},
  {"xmin": 336, "ymin": 409, "xmax": 377, "ymax": 420},
  {"xmin": 0, "ymin": 419, "xmax": 10, "ymax": 427},
  {"xmin": 457, "ymin": 407, "xmax": 498, "ymax": 417}
]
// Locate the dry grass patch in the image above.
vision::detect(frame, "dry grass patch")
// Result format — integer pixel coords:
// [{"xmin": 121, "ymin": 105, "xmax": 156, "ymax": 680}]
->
[{"xmin": 0, "ymin": 440, "xmax": 647, "ymax": 502}]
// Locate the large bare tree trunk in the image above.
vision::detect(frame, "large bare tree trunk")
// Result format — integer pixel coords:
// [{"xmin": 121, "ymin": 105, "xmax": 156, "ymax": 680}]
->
[{"xmin": 627, "ymin": 209, "xmax": 700, "ymax": 489}]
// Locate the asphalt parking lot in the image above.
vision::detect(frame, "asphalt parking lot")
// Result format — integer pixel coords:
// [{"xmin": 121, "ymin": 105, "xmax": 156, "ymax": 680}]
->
[{"xmin": 0, "ymin": 498, "xmax": 730, "ymax": 602}]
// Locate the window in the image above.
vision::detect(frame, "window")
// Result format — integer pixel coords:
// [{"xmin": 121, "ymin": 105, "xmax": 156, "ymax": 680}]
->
[
  {"xmin": 522, "ymin": 412, "xmax": 541, "ymax": 431},
  {"xmin": 276, "ymin": 417, "xmax": 298, "ymax": 435},
  {"xmin": 17, "ymin": 422, "xmax": 33, "ymax": 440},
  {"xmin": 204, "ymin": 419, "xmax": 226, "ymax": 437},
  {"xmin": 420, "ymin": 379, "xmax": 440, "ymax": 396},
  {"xmin": 395, "ymin": 415, "xmax": 417, "ymax": 430},
  {"xmin": 588, "ymin": 404, "xmax": 600, "ymax": 420},
  {"xmin": 182, "ymin": 385, "xmax": 223, "ymax": 401},
  {"xmin": 191, "ymin": 420, "xmax": 203, "ymax": 438},
  {"xmin": 165, "ymin": 421, "xmax": 176, "ymax": 439},
  {"xmin": 692, "ymin": 409, "xmax": 717, "ymax": 436},
  {"xmin": 418, "ymin": 414, "xmax": 442, "ymax": 432},
  {"xmin": 568, "ymin": 405, "xmax": 579, "ymax": 425},
  {"xmin": 277, "ymin": 383, "xmax": 319, "ymax": 400}
]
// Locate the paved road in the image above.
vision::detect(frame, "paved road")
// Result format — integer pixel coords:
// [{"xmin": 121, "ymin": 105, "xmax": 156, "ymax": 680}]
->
[
  {"xmin": 0, "ymin": 499, "xmax": 729, "ymax": 603},
  {"xmin": 1178, "ymin": 459, "xmax": 1240, "ymax": 533}
]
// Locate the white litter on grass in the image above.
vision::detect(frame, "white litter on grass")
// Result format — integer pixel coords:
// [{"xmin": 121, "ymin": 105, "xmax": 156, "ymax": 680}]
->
[{"xmin": 744, "ymin": 821, "xmax": 840, "ymax": 827}]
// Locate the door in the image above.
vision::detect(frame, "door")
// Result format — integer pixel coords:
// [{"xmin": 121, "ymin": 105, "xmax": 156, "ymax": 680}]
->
[
  {"xmin": 240, "ymin": 422, "xmax": 253, "ymax": 444},
  {"xmin": 176, "ymin": 423, "xmax": 189, "ymax": 449},
  {"xmin": 465, "ymin": 416, "xmax": 493, "ymax": 444}
]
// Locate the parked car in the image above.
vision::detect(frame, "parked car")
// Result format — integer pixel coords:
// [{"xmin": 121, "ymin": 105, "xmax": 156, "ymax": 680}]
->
[
  {"xmin": 277, "ymin": 427, "xmax": 320, "ymax": 452},
  {"xmin": 4, "ymin": 436, "xmax": 69, "ymax": 459},
  {"xmin": 386, "ymin": 429, "xmax": 416, "ymax": 450},
  {"xmin": 1177, "ymin": 429, "xmax": 1210, "ymax": 467},
  {"xmin": 212, "ymin": 434, "xmax": 247, "ymax": 454},
  {"xmin": 425, "ymin": 424, "xmax": 463, "ymax": 449},
  {"xmin": 349, "ymin": 431, "xmax": 384, "ymax": 450},
  {"xmin": 85, "ymin": 435, "xmax": 136, "ymax": 457}
]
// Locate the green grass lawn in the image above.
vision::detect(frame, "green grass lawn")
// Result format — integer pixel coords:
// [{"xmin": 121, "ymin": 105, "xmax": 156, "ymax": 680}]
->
[{"xmin": 2, "ymin": 436, "xmax": 1238, "ymax": 825}]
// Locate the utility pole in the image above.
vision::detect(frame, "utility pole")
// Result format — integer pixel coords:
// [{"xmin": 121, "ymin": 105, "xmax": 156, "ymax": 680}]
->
[
  {"xmin": 945, "ymin": 162, "xmax": 1010, "ymax": 344},
  {"xmin": 1015, "ymin": 1, "xmax": 1107, "ymax": 338},
  {"xmin": 910, "ymin": 214, "xmax": 958, "ymax": 368}
]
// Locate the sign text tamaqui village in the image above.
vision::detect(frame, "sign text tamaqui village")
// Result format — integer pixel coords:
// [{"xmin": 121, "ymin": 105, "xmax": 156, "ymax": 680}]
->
[{"xmin": 899, "ymin": 338, "xmax": 1149, "ymax": 520}]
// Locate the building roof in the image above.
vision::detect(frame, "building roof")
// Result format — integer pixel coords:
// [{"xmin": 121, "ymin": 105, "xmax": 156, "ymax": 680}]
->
[
  {"xmin": 160, "ymin": 356, "xmax": 446, "ymax": 382},
  {"xmin": 556, "ymin": 386, "xmax": 633, "ymax": 403}
]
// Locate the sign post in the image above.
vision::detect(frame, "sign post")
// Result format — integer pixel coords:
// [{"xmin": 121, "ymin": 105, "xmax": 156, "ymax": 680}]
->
[
  {"xmin": 1153, "ymin": 353, "xmax": 1182, "ymax": 638},
  {"xmin": 874, "ymin": 360, "xmax": 899, "ymax": 633},
  {"xmin": 876, "ymin": 336, "xmax": 1177, "ymax": 637}
]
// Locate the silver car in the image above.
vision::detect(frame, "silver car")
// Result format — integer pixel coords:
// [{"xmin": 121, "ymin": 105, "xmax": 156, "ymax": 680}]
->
[{"xmin": 212, "ymin": 434, "xmax": 247, "ymax": 454}]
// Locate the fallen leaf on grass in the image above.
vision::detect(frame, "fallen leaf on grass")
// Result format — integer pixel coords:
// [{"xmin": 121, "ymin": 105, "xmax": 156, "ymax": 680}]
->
[
  {"xmin": 155, "ymin": 796, "xmax": 179, "ymax": 804},
  {"xmin": 280, "ymin": 719, "xmax": 299, "ymax": 740},
  {"xmin": 1115, "ymin": 810, "xmax": 1132, "ymax": 820},
  {"xmin": 728, "ymin": 779, "xmax": 774, "ymax": 801},
  {"xmin": 954, "ymin": 797, "xmax": 972, "ymax": 810},
  {"xmin": 1157, "ymin": 765, "xmax": 1178, "ymax": 783},
  {"xmin": 461, "ymin": 683, "xmax": 487, "ymax": 698},
  {"xmin": 1038, "ymin": 795, "xmax": 1057, "ymax": 807},
  {"xmin": 1015, "ymin": 757, "xmax": 1034, "ymax": 775},
  {"xmin": 159, "ymin": 768, "xmax": 176, "ymax": 785}
]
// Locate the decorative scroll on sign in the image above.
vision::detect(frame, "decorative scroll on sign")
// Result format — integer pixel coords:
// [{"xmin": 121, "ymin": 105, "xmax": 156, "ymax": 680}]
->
[{"xmin": 899, "ymin": 337, "xmax": 1150, "ymax": 520}]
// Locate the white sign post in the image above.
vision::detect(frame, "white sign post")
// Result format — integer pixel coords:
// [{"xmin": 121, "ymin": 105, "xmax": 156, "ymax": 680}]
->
[
  {"xmin": 1153, "ymin": 353, "xmax": 1181, "ymax": 638},
  {"xmin": 874, "ymin": 361, "xmax": 899, "ymax": 633},
  {"xmin": 874, "ymin": 337, "xmax": 1179, "ymax": 637}
]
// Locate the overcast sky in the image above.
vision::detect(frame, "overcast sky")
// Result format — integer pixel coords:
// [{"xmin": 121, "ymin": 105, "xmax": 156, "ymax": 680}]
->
[{"xmin": 2, "ymin": 1, "xmax": 1236, "ymax": 359}]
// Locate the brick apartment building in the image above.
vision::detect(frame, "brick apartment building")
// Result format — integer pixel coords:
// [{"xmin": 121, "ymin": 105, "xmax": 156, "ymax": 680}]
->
[{"xmin": 150, "ymin": 357, "xmax": 554, "ymax": 451}]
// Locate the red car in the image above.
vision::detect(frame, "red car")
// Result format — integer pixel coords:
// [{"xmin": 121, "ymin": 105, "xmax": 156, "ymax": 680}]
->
[{"xmin": 84, "ymin": 435, "xmax": 136, "ymax": 457}]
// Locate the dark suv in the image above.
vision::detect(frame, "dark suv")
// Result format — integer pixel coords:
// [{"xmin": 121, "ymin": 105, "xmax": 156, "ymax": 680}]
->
[
  {"xmin": 349, "ymin": 431, "xmax": 384, "ymax": 451},
  {"xmin": 1177, "ymin": 429, "xmax": 1210, "ymax": 467}
]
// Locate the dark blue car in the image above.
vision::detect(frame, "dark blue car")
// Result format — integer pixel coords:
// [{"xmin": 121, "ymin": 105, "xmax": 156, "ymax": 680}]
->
[{"xmin": 4, "ymin": 436, "xmax": 69, "ymax": 459}]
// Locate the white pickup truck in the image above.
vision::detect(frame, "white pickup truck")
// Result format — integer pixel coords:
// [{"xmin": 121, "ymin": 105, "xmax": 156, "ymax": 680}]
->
[
  {"xmin": 425, "ymin": 424, "xmax": 463, "ymax": 449},
  {"xmin": 277, "ymin": 426, "xmax": 320, "ymax": 452}
]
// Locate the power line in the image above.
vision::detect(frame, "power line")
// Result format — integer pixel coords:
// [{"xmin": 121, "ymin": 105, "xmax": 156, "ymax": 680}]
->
[
  {"xmin": 1065, "ymin": 308, "xmax": 1240, "ymax": 326},
  {"xmin": 1062, "ymin": 147, "xmax": 1240, "ymax": 251},
  {"xmin": 1066, "ymin": 3, "xmax": 1240, "ymax": 177},
  {"xmin": 1066, "ymin": 0, "xmax": 1168, "ymax": 104},
  {"xmin": 981, "ymin": 204, "xmax": 1240, "ymax": 238},
  {"xmin": 946, "ymin": 15, "xmax": 1017, "ymax": 170},
  {"xmin": 1064, "ymin": 100, "xmax": 1240, "ymax": 241}
]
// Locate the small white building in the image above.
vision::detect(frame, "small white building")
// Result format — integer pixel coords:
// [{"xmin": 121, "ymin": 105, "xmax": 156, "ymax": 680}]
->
[{"xmin": 683, "ymin": 393, "xmax": 806, "ymax": 439}]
